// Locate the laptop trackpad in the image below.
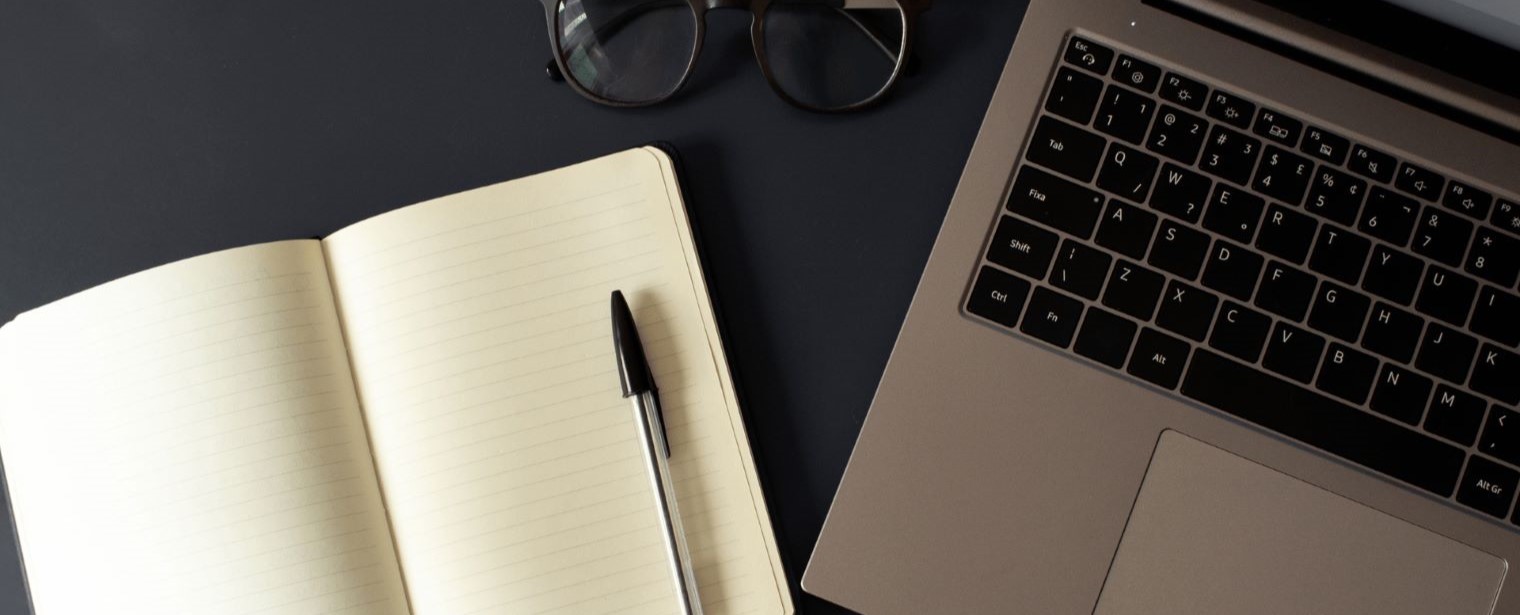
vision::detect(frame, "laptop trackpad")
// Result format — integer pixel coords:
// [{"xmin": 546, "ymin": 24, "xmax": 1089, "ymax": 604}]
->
[{"xmin": 1095, "ymin": 431, "xmax": 1506, "ymax": 615}]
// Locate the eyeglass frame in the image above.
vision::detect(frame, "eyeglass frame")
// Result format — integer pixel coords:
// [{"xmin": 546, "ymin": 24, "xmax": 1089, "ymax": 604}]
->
[{"xmin": 538, "ymin": 0, "xmax": 932, "ymax": 113}]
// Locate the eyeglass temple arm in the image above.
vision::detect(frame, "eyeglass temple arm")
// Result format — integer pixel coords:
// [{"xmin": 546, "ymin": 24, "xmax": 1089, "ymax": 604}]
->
[{"xmin": 544, "ymin": 1, "xmax": 919, "ymax": 82}]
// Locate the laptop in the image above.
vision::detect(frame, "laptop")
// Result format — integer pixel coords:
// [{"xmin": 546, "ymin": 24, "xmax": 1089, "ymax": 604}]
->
[{"xmin": 805, "ymin": 0, "xmax": 1520, "ymax": 613}]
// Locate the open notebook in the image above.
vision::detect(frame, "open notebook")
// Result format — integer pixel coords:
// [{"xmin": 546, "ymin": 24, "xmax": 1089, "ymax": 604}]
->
[{"xmin": 0, "ymin": 147, "xmax": 792, "ymax": 615}]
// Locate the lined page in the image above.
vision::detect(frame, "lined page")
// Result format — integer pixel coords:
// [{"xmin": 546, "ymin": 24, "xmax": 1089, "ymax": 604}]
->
[
  {"xmin": 0, "ymin": 241, "xmax": 409, "ymax": 615},
  {"xmin": 325, "ymin": 148, "xmax": 790, "ymax": 614}
]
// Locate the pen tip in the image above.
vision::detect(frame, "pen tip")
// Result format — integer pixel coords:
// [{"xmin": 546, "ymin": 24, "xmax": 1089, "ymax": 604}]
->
[{"xmin": 611, "ymin": 291, "xmax": 653, "ymax": 398}]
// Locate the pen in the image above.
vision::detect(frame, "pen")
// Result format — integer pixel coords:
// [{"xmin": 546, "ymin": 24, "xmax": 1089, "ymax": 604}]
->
[{"xmin": 610, "ymin": 290, "xmax": 704, "ymax": 615}]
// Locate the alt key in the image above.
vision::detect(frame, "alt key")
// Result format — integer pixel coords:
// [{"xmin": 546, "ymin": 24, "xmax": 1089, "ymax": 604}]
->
[{"xmin": 1458, "ymin": 456, "xmax": 1519, "ymax": 519}]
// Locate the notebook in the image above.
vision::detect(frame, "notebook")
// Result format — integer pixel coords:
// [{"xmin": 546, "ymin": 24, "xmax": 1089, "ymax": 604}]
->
[{"xmin": 0, "ymin": 146, "xmax": 793, "ymax": 615}]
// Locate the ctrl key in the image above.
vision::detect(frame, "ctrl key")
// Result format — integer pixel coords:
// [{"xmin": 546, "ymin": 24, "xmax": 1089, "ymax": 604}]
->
[
  {"xmin": 1457, "ymin": 456, "xmax": 1518, "ymax": 519},
  {"xmin": 967, "ymin": 266, "xmax": 1032, "ymax": 328}
]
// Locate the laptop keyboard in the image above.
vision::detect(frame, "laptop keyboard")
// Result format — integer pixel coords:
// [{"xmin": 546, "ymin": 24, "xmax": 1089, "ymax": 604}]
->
[{"xmin": 966, "ymin": 34, "xmax": 1520, "ymax": 523}]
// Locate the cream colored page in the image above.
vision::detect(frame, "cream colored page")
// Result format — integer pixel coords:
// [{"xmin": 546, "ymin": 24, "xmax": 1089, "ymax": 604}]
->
[
  {"xmin": 0, "ymin": 241, "xmax": 410, "ymax": 615},
  {"xmin": 324, "ymin": 148, "xmax": 788, "ymax": 614}
]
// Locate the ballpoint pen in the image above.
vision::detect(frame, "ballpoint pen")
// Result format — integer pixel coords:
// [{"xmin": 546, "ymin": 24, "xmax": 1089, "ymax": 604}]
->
[{"xmin": 610, "ymin": 290, "xmax": 704, "ymax": 615}]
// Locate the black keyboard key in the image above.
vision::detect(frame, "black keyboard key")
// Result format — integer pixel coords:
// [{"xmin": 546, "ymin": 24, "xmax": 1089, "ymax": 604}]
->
[
  {"xmin": 1027, "ymin": 117, "xmax": 1106, "ymax": 182},
  {"xmin": 1370, "ymin": 364, "xmax": 1432, "ymax": 424},
  {"xmin": 1358, "ymin": 186, "xmax": 1420, "ymax": 247},
  {"xmin": 1148, "ymin": 220, "xmax": 1210, "ymax": 279},
  {"xmin": 1149, "ymin": 164, "xmax": 1211, "ymax": 223},
  {"xmin": 1251, "ymin": 146, "xmax": 1314, "ymax": 205},
  {"xmin": 1007, "ymin": 166, "xmax": 1107, "ymax": 238},
  {"xmin": 1472, "ymin": 343, "xmax": 1520, "ymax": 406},
  {"xmin": 1095, "ymin": 200, "xmax": 1158, "ymax": 260},
  {"xmin": 1127, "ymin": 328, "xmax": 1191, "ymax": 389},
  {"xmin": 1050, "ymin": 239, "xmax": 1112, "ymax": 300},
  {"xmin": 1493, "ymin": 199, "xmax": 1520, "ymax": 236},
  {"xmin": 1199, "ymin": 125, "xmax": 1261, "ymax": 186},
  {"xmin": 1044, "ymin": 67, "xmax": 1105, "ymax": 125},
  {"xmin": 1348, "ymin": 144, "xmax": 1397, "ymax": 183},
  {"xmin": 986, "ymin": 215, "xmax": 1059, "ymax": 279},
  {"xmin": 1183, "ymin": 349, "xmax": 1465, "ymax": 496},
  {"xmin": 1308, "ymin": 226, "xmax": 1370, "ymax": 284},
  {"xmin": 1317, "ymin": 342, "xmax": 1379, "ymax": 404},
  {"xmin": 1096, "ymin": 85, "xmax": 1157, "ymax": 145},
  {"xmin": 1416, "ymin": 323, "xmax": 1478, "ymax": 384},
  {"xmin": 1020, "ymin": 287, "xmax": 1084, "ymax": 348},
  {"xmin": 1395, "ymin": 162, "xmax": 1445, "ymax": 202},
  {"xmin": 1444, "ymin": 181, "xmax": 1492, "ymax": 221},
  {"xmin": 1256, "ymin": 204, "xmax": 1317, "ymax": 265},
  {"xmin": 1457, "ymin": 457, "xmax": 1518, "ymax": 519},
  {"xmin": 1064, "ymin": 36, "xmax": 1113, "ymax": 75},
  {"xmin": 967, "ymin": 266, "xmax": 1030, "ymax": 327},
  {"xmin": 1304, "ymin": 167, "xmax": 1367, "ymax": 227},
  {"xmin": 1201, "ymin": 240, "xmax": 1263, "ymax": 300},
  {"xmin": 1103, "ymin": 259, "xmax": 1166, "ymax": 320},
  {"xmin": 1206, "ymin": 90, "xmax": 1255, "ymax": 130},
  {"xmin": 1255, "ymin": 261, "xmax": 1316, "ymax": 321},
  {"xmin": 1466, "ymin": 227, "xmax": 1520, "ymax": 287},
  {"xmin": 1202, "ymin": 185, "xmax": 1265, "ymax": 244},
  {"xmin": 1308, "ymin": 281, "xmax": 1371, "ymax": 342},
  {"xmin": 1361, "ymin": 302, "xmax": 1424, "ymax": 363},
  {"xmin": 1472, "ymin": 286, "xmax": 1520, "ymax": 346},
  {"xmin": 1415, "ymin": 265, "xmax": 1477, "ymax": 326},
  {"xmin": 1300, "ymin": 126, "xmax": 1349, "ymax": 165},
  {"xmin": 1425, "ymin": 385, "xmax": 1485, "ymax": 445},
  {"xmin": 1252, "ymin": 108, "xmax": 1302, "ymax": 147},
  {"xmin": 1146, "ymin": 106, "xmax": 1208, "ymax": 165},
  {"xmin": 1412, "ymin": 206, "xmax": 1472, "ymax": 267},
  {"xmin": 1263, "ymin": 322, "xmax": 1325, "ymax": 384},
  {"xmin": 1481, "ymin": 407, "xmax": 1520, "ymax": 466},
  {"xmin": 1156, "ymin": 280, "xmax": 1217, "ymax": 342},
  {"xmin": 1112, "ymin": 54, "xmax": 1161, "ymax": 93},
  {"xmin": 1158, "ymin": 72, "xmax": 1207, "ymax": 111},
  {"xmin": 1074, "ymin": 307, "xmax": 1138, "ymax": 368},
  {"xmin": 1210, "ymin": 301, "xmax": 1271, "ymax": 362},
  {"xmin": 1361, "ymin": 245, "xmax": 1423, "ymax": 305},
  {"xmin": 1097, "ymin": 143, "xmax": 1160, "ymax": 203}
]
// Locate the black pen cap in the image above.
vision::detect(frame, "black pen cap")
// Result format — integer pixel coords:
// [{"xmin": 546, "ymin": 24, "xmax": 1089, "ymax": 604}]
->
[{"xmin": 611, "ymin": 290, "xmax": 656, "ymax": 398}]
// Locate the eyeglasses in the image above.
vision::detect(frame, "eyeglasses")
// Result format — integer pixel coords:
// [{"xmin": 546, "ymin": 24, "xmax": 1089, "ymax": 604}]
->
[{"xmin": 539, "ymin": 0, "xmax": 930, "ymax": 112}]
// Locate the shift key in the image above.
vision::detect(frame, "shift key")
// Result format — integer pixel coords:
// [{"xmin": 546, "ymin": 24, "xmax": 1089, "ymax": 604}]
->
[{"xmin": 1008, "ymin": 165, "xmax": 1106, "ymax": 239}]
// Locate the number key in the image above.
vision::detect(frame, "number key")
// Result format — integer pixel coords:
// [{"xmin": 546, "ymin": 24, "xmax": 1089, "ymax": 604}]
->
[
  {"xmin": 1304, "ymin": 167, "xmax": 1366, "ymax": 226},
  {"xmin": 1146, "ymin": 105, "xmax": 1208, "ymax": 165},
  {"xmin": 1358, "ymin": 186, "xmax": 1420, "ymax": 247},
  {"xmin": 1199, "ymin": 125, "xmax": 1261, "ymax": 186},
  {"xmin": 1095, "ymin": 85, "xmax": 1157, "ymax": 145},
  {"xmin": 1251, "ymin": 146, "xmax": 1314, "ymax": 205},
  {"xmin": 1466, "ymin": 227, "xmax": 1520, "ymax": 287},
  {"xmin": 1411, "ymin": 206, "xmax": 1473, "ymax": 266}
]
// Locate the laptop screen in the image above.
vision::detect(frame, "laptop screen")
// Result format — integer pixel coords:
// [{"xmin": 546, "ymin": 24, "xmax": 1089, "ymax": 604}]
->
[
  {"xmin": 1384, "ymin": 0, "xmax": 1520, "ymax": 51},
  {"xmin": 1245, "ymin": 0, "xmax": 1520, "ymax": 105}
]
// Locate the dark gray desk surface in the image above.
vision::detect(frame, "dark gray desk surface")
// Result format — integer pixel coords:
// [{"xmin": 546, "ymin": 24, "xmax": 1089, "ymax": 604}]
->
[{"xmin": 0, "ymin": 1, "xmax": 1029, "ymax": 612}]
